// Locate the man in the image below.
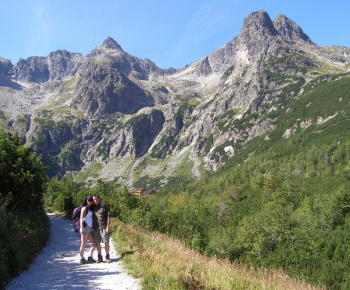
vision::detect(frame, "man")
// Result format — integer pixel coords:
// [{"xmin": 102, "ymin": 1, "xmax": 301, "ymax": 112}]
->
[{"xmin": 91, "ymin": 194, "xmax": 111, "ymax": 263}]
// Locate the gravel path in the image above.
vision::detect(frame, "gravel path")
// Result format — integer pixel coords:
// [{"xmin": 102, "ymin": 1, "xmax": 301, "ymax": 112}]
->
[{"xmin": 5, "ymin": 213, "xmax": 141, "ymax": 290}]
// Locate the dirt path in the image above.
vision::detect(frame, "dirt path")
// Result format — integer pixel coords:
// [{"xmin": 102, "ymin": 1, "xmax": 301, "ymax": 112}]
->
[{"xmin": 5, "ymin": 213, "xmax": 141, "ymax": 289}]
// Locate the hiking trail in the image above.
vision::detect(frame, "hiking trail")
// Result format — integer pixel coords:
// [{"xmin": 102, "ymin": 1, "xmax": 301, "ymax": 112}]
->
[{"xmin": 5, "ymin": 213, "xmax": 140, "ymax": 289}]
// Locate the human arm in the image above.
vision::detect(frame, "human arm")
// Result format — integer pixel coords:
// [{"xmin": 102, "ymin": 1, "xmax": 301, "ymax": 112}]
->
[
  {"xmin": 80, "ymin": 207, "xmax": 86, "ymax": 234},
  {"xmin": 106, "ymin": 214, "xmax": 110, "ymax": 233}
]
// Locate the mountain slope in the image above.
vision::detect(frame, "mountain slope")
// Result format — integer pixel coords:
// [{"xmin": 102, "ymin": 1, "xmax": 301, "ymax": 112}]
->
[{"xmin": 0, "ymin": 10, "xmax": 349, "ymax": 187}]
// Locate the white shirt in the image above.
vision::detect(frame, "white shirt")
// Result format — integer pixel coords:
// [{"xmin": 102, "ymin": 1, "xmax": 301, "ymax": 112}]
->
[{"xmin": 84, "ymin": 209, "xmax": 93, "ymax": 227}]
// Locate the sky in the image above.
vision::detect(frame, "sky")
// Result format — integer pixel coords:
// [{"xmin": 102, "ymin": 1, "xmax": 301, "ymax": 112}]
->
[{"xmin": 1, "ymin": 0, "xmax": 349, "ymax": 69}]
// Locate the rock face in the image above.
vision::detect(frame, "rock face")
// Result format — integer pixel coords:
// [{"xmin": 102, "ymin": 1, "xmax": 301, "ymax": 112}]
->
[
  {"xmin": 9, "ymin": 57, "xmax": 50, "ymax": 84},
  {"xmin": 0, "ymin": 10, "xmax": 349, "ymax": 186},
  {"xmin": 8, "ymin": 51, "xmax": 83, "ymax": 84},
  {"xmin": 0, "ymin": 58, "xmax": 12, "ymax": 76},
  {"xmin": 73, "ymin": 62, "xmax": 155, "ymax": 116},
  {"xmin": 273, "ymin": 14, "xmax": 312, "ymax": 44}
]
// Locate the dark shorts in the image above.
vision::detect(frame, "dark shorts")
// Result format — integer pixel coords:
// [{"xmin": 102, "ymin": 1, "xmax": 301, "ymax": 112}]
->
[{"xmin": 92, "ymin": 229, "xmax": 110, "ymax": 243}]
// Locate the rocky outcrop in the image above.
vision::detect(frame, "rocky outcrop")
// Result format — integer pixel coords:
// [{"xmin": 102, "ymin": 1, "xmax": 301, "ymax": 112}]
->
[
  {"xmin": 0, "ymin": 58, "xmax": 23, "ymax": 89},
  {"xmin": 101, "ymin": 37, "xmax": 124, "ymax": 50},
  {"xmin": 47, "ymin": 50, "xmax": 84, "ymax": 81},
  {"xmin": 240, "ymin": 10, "xmax": 278, "ymax": 40},
  {"xmin": 7, "ymin": 51, "xmax": 83, "ymax": 85},
  {"xmin": 9, "ymin": 57, "xmax": 49, "ymax": 84},
  {"xmin": 89, "ymin": 37, "xmax": 165, "ymax": 80},
  {"xmin": 72, "ymin": 61, "xmax": 155, "ymax": 117},
  {"xmin": 0, "ymin": 58, "xmax": 12, "ymax": 76},
  {"xmin": 273, "ymin": 14, "xmax": 313, "ymax": 44},
  {"xmin": 132, "ymin": 110, "xmax": 165, "ymax": 157}
]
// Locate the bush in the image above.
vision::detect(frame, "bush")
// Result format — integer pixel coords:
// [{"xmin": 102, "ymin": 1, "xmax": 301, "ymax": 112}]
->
[
  {"xmin": 44, "ymin": 177, "xmax": 81, "ymax": 214},
  {"xmin": 0, "ymin": 127, "xmax": 49, "ymax": 287},
  {"xmin": 0, "ymin": 128, "xmax": 47, "ymax": 212}
]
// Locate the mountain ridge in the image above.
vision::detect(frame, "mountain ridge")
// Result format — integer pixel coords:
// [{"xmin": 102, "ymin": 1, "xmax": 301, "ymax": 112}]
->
[{"xmin": 0, "ymin": 10, "xmax": 349, "ymax": 187}]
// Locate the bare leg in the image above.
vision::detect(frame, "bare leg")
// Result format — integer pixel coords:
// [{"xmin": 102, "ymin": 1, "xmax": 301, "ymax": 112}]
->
[
  {"xmin": 88, "ymin": 235, "xmax": 96, "ymax": 257},
  {"xmin": 79, "ymin": 234, "xmax": 88, "ymax": 258},
  {"xmin": 105, "ymin": 242, "xmax": 110, "ymax": 255},
  {"xmin": 89, "ymin": 244, "xmax": 95, "ymax": 257},
  {"xmin": 96, "ymin": 243, "xmax": 102, "ymax": 255}
]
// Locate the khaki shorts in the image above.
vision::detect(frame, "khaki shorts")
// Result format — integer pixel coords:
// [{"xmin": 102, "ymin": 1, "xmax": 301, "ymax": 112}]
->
[
  {"xmin": 92, "ymin": 229, "xmax": 110, "ymax": 243},
  {"xmin": 83, "ymin": 226, "xmax": 93, "ymax": 236}
]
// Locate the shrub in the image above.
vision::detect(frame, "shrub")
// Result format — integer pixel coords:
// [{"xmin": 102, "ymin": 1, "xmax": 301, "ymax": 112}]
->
[{"xmin": 0, "ymin": 127, "xmax": 49, "ymax": 287}]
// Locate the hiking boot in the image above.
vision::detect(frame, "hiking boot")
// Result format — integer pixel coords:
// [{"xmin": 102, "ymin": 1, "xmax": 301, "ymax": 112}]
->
[
  {"xmin": 80, "ymin": 258, "xmax": 86, "ymax": 265},
  {"xmin": 87, "ymin": 256, "xmax": 96, "ymax": 263},
  {"xmin": 106, "ymin": 254, "xmax": 111, "ymax": 263},
  {"xmin": 97, "ymin": 254, "xmax": 103, "ymax": 263}
]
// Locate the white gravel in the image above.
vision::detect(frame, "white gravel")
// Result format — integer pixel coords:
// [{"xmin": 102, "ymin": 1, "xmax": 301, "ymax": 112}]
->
[{"xmin": 5, "ymin": 213, "xmax": 141, "ymax": 290}]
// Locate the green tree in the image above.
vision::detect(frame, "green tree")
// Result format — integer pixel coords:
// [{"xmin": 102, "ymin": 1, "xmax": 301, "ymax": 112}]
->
[
  {"xmin": 44, "ymin": 176, "xmax": 81, "ymax": 213},
  {"xmin": 0, "ymin": 127, "xmax": 49, "ymax": 287},
  {"xmin": 0, "ymin": 128, "xmax": 47, "ymax": 211},
  {"xmin": 91, "ymin": 179, "xmax": 136, "ymax": 221}
]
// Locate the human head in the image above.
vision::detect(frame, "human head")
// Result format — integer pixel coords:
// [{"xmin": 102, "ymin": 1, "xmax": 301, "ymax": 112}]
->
[
  {"xmin": 82, "ymin": 195, "xmax": 94, "ymax": 207},
  {"xmin": 92, "ymin": 194, "xmax": 101, "ymax": 206}
]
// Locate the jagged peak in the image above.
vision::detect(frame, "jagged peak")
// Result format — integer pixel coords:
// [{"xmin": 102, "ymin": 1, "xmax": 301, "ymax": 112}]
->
[
  {"xmin": 0, "ymin": 57, "xmax": 11, "ymax": 64},
  {"xmin": 0, "ymin": 57, "xmax": 12, "ymax": 76},
  {"xmin": 48, "ymin": 49, "xmax": 75, "ymax": 58},
  {"xmin": 240, "ymin": 10, "xmax": 278, "ymax": 37},
  {"xmin": 102, "ymin": 37, "xmax": 123, "ymax": 51},
  {"xmin": 273, "ymin": 14, "xmax": 313, "ymax": 44}
]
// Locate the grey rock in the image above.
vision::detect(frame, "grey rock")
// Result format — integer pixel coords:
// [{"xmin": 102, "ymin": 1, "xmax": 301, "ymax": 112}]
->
[
  {"xmin": 0, "ymin": 57, "xmax": 12, "ymax": 76},
  {"xmin": 273, "ymin": 14, "xmax": 313, "ymax": 44}
]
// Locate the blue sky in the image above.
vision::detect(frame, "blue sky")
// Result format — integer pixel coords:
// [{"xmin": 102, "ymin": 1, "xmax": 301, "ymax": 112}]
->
[{"xmin": 1, "ymin": 0, "xmax": 349, "ymax": 69}]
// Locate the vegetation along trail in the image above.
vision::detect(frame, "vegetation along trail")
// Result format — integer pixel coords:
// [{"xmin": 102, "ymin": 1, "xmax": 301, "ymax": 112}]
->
[{"xmin": 5, "ymin": 213, "xmax": 140, "ymax": 290}]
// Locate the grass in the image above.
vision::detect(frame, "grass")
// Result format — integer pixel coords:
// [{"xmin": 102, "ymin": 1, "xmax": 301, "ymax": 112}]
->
[
  {"xmin": 75, "ymin": 161, "xmax": 103, "ymax": 182},
  {"xmin": 111, "ymin": 219, "xmax": 324, "ymax": 289},
  {"xmin": 76, "ymin": 110, "xmax": 85, "ymax": 119}
]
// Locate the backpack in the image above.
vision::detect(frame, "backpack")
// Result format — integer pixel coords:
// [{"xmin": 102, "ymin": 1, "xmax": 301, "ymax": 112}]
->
[{"xmin": 72, "ymin": 206, "xmax": 86, "ymax": 233}]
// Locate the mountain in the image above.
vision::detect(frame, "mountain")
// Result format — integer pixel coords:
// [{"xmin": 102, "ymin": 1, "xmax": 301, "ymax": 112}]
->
[{"xmin": 0, "ymin": 10, "xmax": 350, "ymax": 188}]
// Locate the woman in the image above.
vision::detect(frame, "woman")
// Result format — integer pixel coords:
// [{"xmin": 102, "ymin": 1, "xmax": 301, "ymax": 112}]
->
[{"xmin": 79, "ymin": 196, "xmax": 96, "ymax": 264}]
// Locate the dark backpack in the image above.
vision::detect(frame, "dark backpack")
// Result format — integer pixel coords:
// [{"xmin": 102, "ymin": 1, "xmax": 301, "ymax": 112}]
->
[{"xmin": 72, "ymin": 206, "xmax": 86, "ymax": 233}]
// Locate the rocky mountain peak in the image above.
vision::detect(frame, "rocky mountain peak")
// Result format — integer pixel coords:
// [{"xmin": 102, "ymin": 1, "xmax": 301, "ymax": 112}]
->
[
  {"xmin": 1, "ymin": 10, "xmax": 348, "ymax": 186},
  {"xmin": 0, "ymin": 57, "xmax": 12, "ymax": 76},
  {"xmin": 48, "ymin": 49, "xmax": 72, "ymax": 58},
  {"xmin": 240, "ymin": 10, "xmax": 278, "ymax": 39},
  {"xmin": 9, "ymin": 56, "xmax": 49, "ymax": 84},
  {"xmin": 273, "ymin": 14, "xmax": 313, "ymax": 44},
  {"xmin": 102, "ymin": 37, "xmax": 123, "ymax": 51}
]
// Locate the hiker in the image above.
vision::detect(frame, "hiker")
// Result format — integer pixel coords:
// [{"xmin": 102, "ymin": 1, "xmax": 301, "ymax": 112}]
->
[
  {"xmin": 91, "ymin": 194, "xmax": 111, "ymax": 263},
  {"xmin": 79, "ymin": 196, "xmax": 96, "ymax": 264}
]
